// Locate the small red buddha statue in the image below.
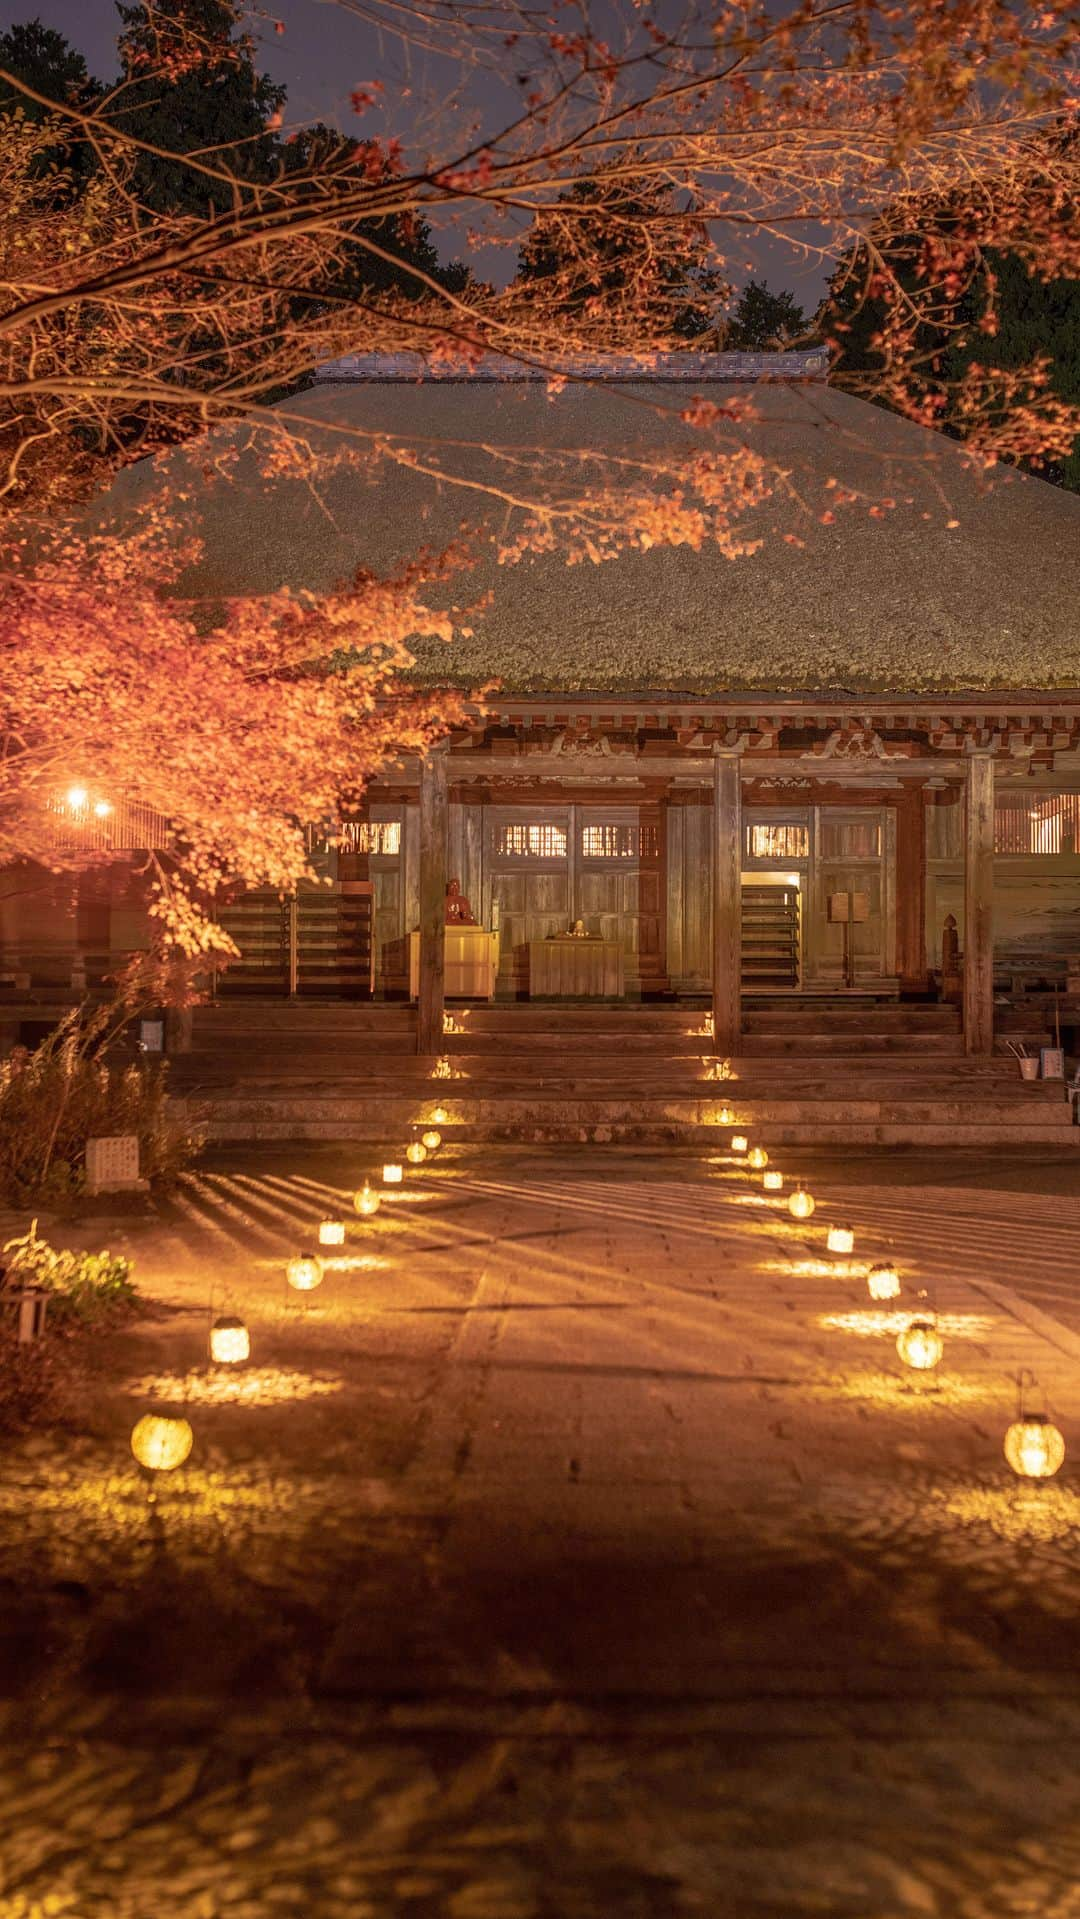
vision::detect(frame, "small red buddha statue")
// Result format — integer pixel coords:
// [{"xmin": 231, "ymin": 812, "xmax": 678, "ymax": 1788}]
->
[{"xmin": 445, "ymin": 878, "xmax": 477, "ymax": 925}]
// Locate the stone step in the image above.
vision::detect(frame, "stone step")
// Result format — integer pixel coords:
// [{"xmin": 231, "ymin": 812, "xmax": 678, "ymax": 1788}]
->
[
  {"xmin": 201, "ymin": 1115, "xmax": 1080, "ymax": 1147},
  {"xmin": 182, "ymin": 1091, "xmax": 1074, "ymax": 1129}
]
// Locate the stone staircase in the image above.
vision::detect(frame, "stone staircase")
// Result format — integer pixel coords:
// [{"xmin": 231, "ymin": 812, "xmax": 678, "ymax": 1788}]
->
[{"xmin": 170, "ymin": 999, "xmax": 1078, "ymax": 1149}]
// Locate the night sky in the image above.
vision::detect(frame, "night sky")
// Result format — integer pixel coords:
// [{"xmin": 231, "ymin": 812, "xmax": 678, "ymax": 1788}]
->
[{"xmin": 0, "ymin": 0, "xmax": 830, "ymax": 299}]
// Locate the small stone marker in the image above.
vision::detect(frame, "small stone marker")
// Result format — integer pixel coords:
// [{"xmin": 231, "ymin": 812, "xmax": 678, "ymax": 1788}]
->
[{"xmin": 85, "ymin": 1134, "xmax": 147, "ymax": 1195}]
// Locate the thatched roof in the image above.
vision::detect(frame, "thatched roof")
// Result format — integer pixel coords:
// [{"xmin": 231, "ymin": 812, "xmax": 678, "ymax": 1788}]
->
[{"xmin": 98, "ymin": 364, "xmax": 1080, "ymax": 695}]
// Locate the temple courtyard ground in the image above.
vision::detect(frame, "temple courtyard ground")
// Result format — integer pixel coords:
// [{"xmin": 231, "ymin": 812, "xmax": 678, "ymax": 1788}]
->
[{"xmin": 4, "ymin": 1141, "xmax": 1080, "ymax": 1916}]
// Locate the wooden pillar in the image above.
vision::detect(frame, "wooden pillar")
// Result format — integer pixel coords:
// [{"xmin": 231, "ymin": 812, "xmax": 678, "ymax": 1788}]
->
[
  {"xmin": 417, "ymin": 745, "xmax": 448, "ymax": 1054},
  {"xmin": 895, "ymin": 785, "xmax": 928, "ymax": 992},
  {"xmin": 711, "ymin": 749, "xmax": 742, "ymax": 1053},
  {"xmin": 963, "ymin": 752, "xmax": 995, "ymax": 1054}
]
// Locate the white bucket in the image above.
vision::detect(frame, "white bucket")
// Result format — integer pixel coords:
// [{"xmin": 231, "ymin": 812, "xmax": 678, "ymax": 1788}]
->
[{"xmin": 1019, "ymin": 1056, "xmax": 1039, "ymax": 1080}]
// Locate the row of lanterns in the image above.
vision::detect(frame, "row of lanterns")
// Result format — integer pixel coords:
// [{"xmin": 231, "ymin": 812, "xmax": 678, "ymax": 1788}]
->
[
  {"xmin": 725, "ymin": 1124, "xmax": 1065, "ymax": 1480},
  {"xmin": 132, "ymin": 1113, "xmax": 452, "ymax": 1476}
]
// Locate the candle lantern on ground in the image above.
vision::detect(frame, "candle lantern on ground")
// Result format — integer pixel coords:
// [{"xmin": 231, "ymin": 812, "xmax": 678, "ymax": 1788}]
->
[
  {"xmin": 896, "ymin": 1313, "xmax": 943, "ymax": 1372},
  {"xmin": 788, "ymin": 1188, "xmax": 815, "ymax": 1221},
  {"xmin": 431, "ymin": 1107, "xmax": 448, "ymax": 1125},
  {"xmin": 286, "ymin": 1253, "xmax": 323, "ymax": 1292},
  {"xmin": 867, "ymin": 1262, "xmax": 900, "ymax": 1301},
  {"xmin": 209, "ymin": 1315, "xmax": 250, "ymax": 1365},
  {"xmin": 131, "ymin": 1413, "xmax": 193, "ymax": 1473},
  {"xmin": 731, "ymin": 1135, "xmax": 749, "ymax": 1156},
  {"xmin": 1004, "ymin": 1371, "xmax": 1066, "ymax": 1480},
  {"xmin": 318, "ymin": 1219, "xmax": 346, "ymax": 1248},
  {"xmin": 383, "ymin": 1163, "xmax": 403, "ymax": 1185},
  {"xmin": 716, "ymin": 1107, "xmax": 734, "ymax": 1127},
  {"xmin": 406, "ymin": 1141, "xmax": 428, "ymax": 1165},
  {"xmin": 354, "ymin": 1182, "xmax": 380, "ymax": 1217},
  {"xmin": 422, "ymin": 1130, "xmax": 441, "ymax": 1151},
  {"xmin": 763, "ymin": 1170, "xmax": 783, "ymax": 1193},
  {"xmin": 747, "ymin": 1146, "xmax": 769, "ymax": 1171},
  {"xmin": 826, "ymin": 1223, "xmax": 855, "ymax": 1256}
]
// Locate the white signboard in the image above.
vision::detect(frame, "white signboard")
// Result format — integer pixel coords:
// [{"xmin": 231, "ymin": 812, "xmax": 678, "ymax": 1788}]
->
[{"xmin": 85, "ymin": 1134, "xmax": 144, "ymax": 1194}]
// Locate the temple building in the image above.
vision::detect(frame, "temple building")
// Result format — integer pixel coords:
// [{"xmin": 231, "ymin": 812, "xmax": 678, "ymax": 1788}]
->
[{"xmin": 4, "ymin": 352, "xmax": 1080, "ymax": 1106}]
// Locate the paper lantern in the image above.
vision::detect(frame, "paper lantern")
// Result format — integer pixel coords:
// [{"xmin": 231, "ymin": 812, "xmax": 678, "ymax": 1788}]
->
[
  {"xmin": 383, "ymin": 1163, "xmax": 403, "ymax": 1185},
  {"xmin": 431, "ymin": 1107, "xmax": 448, "ymax": 1125},
  {"xmin": 788, "ymin": 1188, "xmax": 815, "ymax": 1220},
  {"xmin": 867, "ymin": 1262, "xmax": 900, "ymax": 1301},
  {"xmin": 896, "ymin": 1315, "xmax": 943, "ymax": 1372},
  {"xmin": 747, "ymin": 1147, "xmax": 769, "ymax": 1171},
  {"xmin": 131, "ymin": 1413, "xmax": 193, "ymax": 1473},
  {"xmin": 354, "ymin": 1182, "xmax": 380, "ymax": 1217},
  {"xmin": 318, "ymin": 1218, "xmax": 346, "ymax": 1247},
  {"xmin": 286, "ymin": 1253, "xmax": 323, "ymax": 1292},
  {"xmin": 209, "ymin": 1315, "xmax": 249, "ymax": 1365},
  {"xmin": 731, "ymin": 1135, "xmax": 749, "ymax": 1156},
  {"xmin": 1004, "ymin": 1412, "xmax": 1066, "ymax": 1480},
  {"xmin": 406, "ymin": 1141, "xmax": 428, "ymax": 1165},
  {"xmin": 826, "ymin": 1223, "xmax": 855, "ymax": 1255},
  {"xmin": 763, "ymin": 1170, "xmax": 783, "ymax": 1192},
  {"xmin": 716, "ymin": 1106, "xmax": 734, "ymax": 1126}
]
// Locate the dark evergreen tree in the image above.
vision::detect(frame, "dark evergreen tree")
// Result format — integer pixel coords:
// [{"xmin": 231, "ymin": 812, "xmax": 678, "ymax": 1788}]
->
[
  {"xmin": 725, "ymin": 279, "xmax": 809, "ymax": 351},
  {"xmin": 514, "ymin": 172, "xmax": 727, "ymax": 344},
  {"xmin": 112, "ymin": 0, "xmax": 286, "ymax": 214},
  {"xmin": 0, "ymin": 20, "xmax": 102, "ymax": 181}
]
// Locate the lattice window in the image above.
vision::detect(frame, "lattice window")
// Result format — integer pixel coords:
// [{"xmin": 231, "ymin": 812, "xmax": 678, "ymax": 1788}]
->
[
  {"xmin": 495, "ymin": 822, "xmax": 568, "ymax": 859},
  {"xmin": 819, "ymin": 820, "xmax": 881, "ymax": 860},
  {"xmin": 342, "ymin": 820, "xmax": 402, "ymax": 856},
  {"xmin": 46, "ymin": 794, "xmax": 170, "ymax": 852},
  {"xmin": 581, "ymin": 823, "xmax": 659, "ymax": 860},
  {"xmin": 746, "ymin": 823, "xmax": 809, "ymax": 861},
  {"xmin": 995, "ymin": 796, "xmax": 1080, "ymax": 854}
]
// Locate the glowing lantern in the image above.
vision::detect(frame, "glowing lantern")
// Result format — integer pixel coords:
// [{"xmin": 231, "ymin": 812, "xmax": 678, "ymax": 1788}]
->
[
  {"xmin": 93, "ymin": 799, "xmax": 112, "ymax": 819},
  {"xmin": 354, "ymin": 1183, "xmax": 380, "ymax": 1217},
  {"xmin": 318, "ymin": 1219, "xmax": 346, "ymax": 1247},
  {"xmin": 826, "ymin": 1223, "xmax": 855, "ymax": 1256},
  {"xmin": 209, "ymin": 1315, "xmax": 249, "ymax": 1365},
  {"xmin": 422, "ymin": 1130, "xmax": 441, "ymax": 1151},
  {"xmin": 286, "ymin": 1253, "xmax": 323, "ymax": 1292},
  {"xmin": 731, "ymin": 1135, "xmax": 749, "ymax": 1156},
  {"xmin": 406, "ymin": 1141, "xmax": 428, "ymax": 1165},
  {"xmin": 716, "ymin": 1107, "xmax": 734, "ymax": 1126},
  {"xmin": 383, "ymin": 1162, "xmax": 403, "ymax": 1185},
  {"xmin": 65, "ymin": 784, "xmax": 88, "ymax": 810},
  {"xmin": 788, "ymin": 1188, "xmax": 816, "ymax": 1220},
  {"xmin": 1004, "ymin": 1413, "xmax": 1066, "ymax": 1480},
  {"xmin": 763, "ymin": 1170, "xmax": 783, "ymax": 1192},
  {"xmin": 131, "ymin": 1413, "xmax": 193, "ymax": 1473},
  {"xmin": 867, "ymin": 1262, "xmax": 900, "ymax": 1301},
  {"xmin": 431, "ymin": 1107, "xmax": 448, "ymax": 1125},
  {"xmin": 896, "ymin": 1314, "xmax": 943, "ymax": 1372},
  {"xmin": 747, "ymin": 1146, "xmax": 769, "ymax": 1171}
]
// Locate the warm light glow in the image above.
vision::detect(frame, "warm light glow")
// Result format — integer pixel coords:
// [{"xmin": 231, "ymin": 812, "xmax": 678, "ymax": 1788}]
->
[
  {"xmin": 715, "ymin": 1107, "xmax": 734, "ymax": 1126},
  {"xmin": 353, "ymin": 1183, "xmax": 380, "ymax": 1217},
  {"xmin": 763, "ymin": 1169, "xmax": 783, "ymax": 1192},
  {"xmin": 747, "ymin": 1146, "xmax": 769, "ymax": 1170},
  {"xmin": 65, "ymin": 785, "xmax": 89, "ymax": 810},
  {"xmin": 286, "ymin": 1253, "xmax": 323, "ymax": 1292},
  {"xmin": 1004, "ymin": 1414, "xmax": 1066, "ymax": 1480},
  {"xmin": 867, "ymin": 1262, "xmax": 900, "ymax": 1301},
  {"xmin": 131, "ymin": 1413, "xmax": 193, "ymax": 1472},
  {"xmin": 431, "ymin": 1107, "xmax": 449, "ymax": 1125},
  {"xmin": 383, "ymin": 1163, "xmax": 403, "ymax": 1185},
  {"xmin": 421, "ymin": 1129, "xmax": 442, "ymax": 1151},
  {"xmin": 788, "ymin": 1188, "xmax": 816, "ymax": 1220},
  {"xmin": 209, "ymin": 1315, "xmax": 249, "ymax": 1365},
  {"xmin": 896, "ymin": 1316, "xmax": 943, "ymax": 1371},
  {"xmin": 93, "ymin": 799, "xmax": 112, "ymax": 818},
  {"xmin": 731, "ymin": 1135, "xmax": 749, "ymax": 1155},
  {"xmin": 826, "ymin": 1223, "xmax": 855, "ymax": 1255},
  {"xmin": 318, "ymin": 1219, "xmax": 346, "ymax": 1247},
  {"xmin": 406, "ymin": 1142, "xmax": 428, "ymax": 1165}
]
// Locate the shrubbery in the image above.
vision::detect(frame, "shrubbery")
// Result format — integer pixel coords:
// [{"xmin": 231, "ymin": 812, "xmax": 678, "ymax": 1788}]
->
[{"xmin": 0, "ymin": 1221, "xmax": 142, "ymax": 1433}]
